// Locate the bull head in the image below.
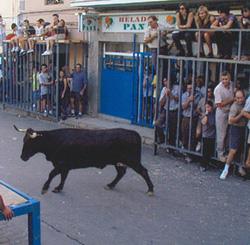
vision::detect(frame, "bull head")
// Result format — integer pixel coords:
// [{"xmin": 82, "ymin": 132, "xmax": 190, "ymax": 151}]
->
[{"xmin": 13, "ymin": 125, "xmax": 41, "ymax": 139}]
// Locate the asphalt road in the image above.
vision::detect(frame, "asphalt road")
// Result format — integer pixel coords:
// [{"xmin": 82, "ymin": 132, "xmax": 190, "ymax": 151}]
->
[{"xmin": 0, "ymin": 110, "xmax": 249, "ymax": 245}]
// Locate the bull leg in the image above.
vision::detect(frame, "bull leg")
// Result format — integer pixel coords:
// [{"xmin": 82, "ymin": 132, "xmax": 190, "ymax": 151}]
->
[
  {"xmin": 132, "ymin": 164, "xmax": 154, "ymax": 196},
  {"xmin": 52, "ymin": 169, "xmax": 69, "ymax": 193},
  {"xmin": 105, "ymin": 165, "xmax": 127, "ymax": 190},
  {"xmin": 42, "ymin": 168, "xmax": 60, "ymax": 194}
]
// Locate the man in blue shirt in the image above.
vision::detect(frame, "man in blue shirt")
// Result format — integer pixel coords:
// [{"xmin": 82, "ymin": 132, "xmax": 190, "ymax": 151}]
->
[{"xmin": 70, "ymin": 64, "xmax": 87, "ymax": 118}]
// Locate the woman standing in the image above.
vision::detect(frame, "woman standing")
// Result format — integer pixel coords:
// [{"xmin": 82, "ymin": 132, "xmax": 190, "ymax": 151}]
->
[{"xmin": 58, "ymin": 70, "xmax": 70, "ymax": 120}]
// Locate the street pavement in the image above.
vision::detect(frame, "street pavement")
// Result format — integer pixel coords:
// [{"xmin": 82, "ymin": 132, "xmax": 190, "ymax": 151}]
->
[{"xmin": 0, "ymin": 110, "xmax": 250, "ymax": 245}]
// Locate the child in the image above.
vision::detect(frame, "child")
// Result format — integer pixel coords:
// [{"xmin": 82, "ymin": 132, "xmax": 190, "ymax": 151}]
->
[
  {"xmin": 0, "ymin": 194, "xmax": 13, "ymax": 220},
  {"xmin": 220, "ymin": 90, "xmax": 246, "ymax": 180},
  {"xmin": 10, "ymin": 23, "xmax": 24, "ymax": 52},
  {"xmin": 27, "ymin": 19, "xmax": 44, "ymax": 53},
  {"xmin": 200, "ymin": 100, "xmax": 216, "ymax": 171}
]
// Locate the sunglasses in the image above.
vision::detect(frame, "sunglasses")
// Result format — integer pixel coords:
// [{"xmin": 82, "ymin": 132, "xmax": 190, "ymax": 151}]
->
[{"xmin": 180, "ymin": 7, "xmax": 185, "ymax": 10}]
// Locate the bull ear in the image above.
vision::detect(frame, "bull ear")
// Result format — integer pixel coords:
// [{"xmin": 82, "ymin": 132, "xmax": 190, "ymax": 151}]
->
[{"xmin": 13, "ymin": 125, "xmax": 27, "ymax": 133}]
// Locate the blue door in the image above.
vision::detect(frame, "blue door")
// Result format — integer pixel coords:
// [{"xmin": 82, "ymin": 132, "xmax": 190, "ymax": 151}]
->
[{"xmin": 100, "ymin": 56, "xmax": 134, "ymax": 120}]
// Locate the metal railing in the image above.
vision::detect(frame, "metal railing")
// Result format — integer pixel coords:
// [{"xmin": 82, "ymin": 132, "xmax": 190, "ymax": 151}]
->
[
  {"xmin": 1, "ymin": 40, "xmax": 88, "ymax": 120},
  {"xmin": 154, "ymin": 28, "xmax": 250, "ymax": 164}
]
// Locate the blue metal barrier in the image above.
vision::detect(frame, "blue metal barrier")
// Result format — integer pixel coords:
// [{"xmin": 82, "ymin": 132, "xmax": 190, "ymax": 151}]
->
[{"xmin": 0, "ymin": 180, "xmax": 41, "ymax": 245}]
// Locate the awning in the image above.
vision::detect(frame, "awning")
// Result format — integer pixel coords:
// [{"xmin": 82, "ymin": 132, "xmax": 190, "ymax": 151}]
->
[
  {"xmin": 71, "ymin": 0, "xmax": 175, "ymax": 8},
  {"xmin": 70, "ymin": 0, "xmax": 245, "ymax": 10}
]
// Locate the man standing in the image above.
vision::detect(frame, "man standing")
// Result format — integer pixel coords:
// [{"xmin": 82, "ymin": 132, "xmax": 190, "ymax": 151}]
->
[
  {"xmin": 70, "ymin": 64, "xmax": 87, "ymax": 119},
  {"xmin": 181, "ymin": 81, "xmax": 202, "ymax": 162},
  {"xmin": 214, "ymin": 71, "xmax": 234, "ymax": 162},
  {"xmin": 0, "ymin": 15, "xmax": 6, "ymax": 45},
  {"xmin": 144, "ymin": 16, "xmax": 166, "ymax": 74}
]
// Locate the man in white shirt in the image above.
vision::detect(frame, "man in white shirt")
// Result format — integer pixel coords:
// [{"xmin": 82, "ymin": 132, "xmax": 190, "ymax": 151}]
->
[
  {"xmin": 144, "ymin": 16, "xmax": 167, "ymax": 74},
  {"xmin": 214, "ymin": 71, "xmax": 234, "ymax": 162}
]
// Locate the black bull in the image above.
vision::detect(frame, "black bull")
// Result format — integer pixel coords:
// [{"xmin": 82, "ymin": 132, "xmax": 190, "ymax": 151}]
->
[{"xmin": 14, "ymin": 126, "xmax": 154, "ymax": 195}]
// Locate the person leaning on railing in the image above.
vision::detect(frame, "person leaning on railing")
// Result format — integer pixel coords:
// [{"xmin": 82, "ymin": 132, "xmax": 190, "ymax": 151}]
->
[
  {"xmin": 211, "ymin": 4, "xmax": 239, "ymax": 59},
  {"xmin": 144, "ymin": 15, "xmax": 167, "ymax": 74},
  {"xmin": 172, "ymin": 2, "xmax": 196, "ymax": 57},
  {"xmin": 219, "ymin": 90, "xmax": 246, "ymax": 180},
  {"xmin": 239, "ymin": 3, "xmax": 250, "ymax": 61},
  {"xmin": 195, "ymin": 5, "xmax": 216, "ymax": 58},
  {"xmin": 181, "ymin": 81, "xmax": 202, "ymax": 163},
  {"xmin": 214, "ymin": 71, "xmax": 234, "ymax": 163},
  {"xmin": 241, "ymin": 94, "xmax": 250, "ymax": 175}
]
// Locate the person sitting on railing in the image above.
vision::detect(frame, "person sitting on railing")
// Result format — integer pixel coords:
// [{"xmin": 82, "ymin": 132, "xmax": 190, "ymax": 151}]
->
[
  {"xmin": 200, "ymin": 100, "xmax": 216, "ymax": 172},
  {"xmin": 0, "ymin": 194, "xmax": 13, "ymax": 221},
  {"xmin": 211, "ymin": 5, "xmax": 239, "ymax": 59},
  {"xmin": 214, "ymin": 71, "xmax": 234, "ymax": 163},
  {"xmin": 239, "ymin": 3, "xmax": 250, "ymax": 61},
  {"xmin": 27, "ymin": 18, "xmax": 44, "ymax": 53},
  {"xmin": 42, "ymin": 19, "xmax": 68, "ymax": 56},
  {"xmin": 144, "ymin": 15, "xmax": 167, "ymax": 74},
  {"xmin": 10, "ymin": 23, "xmax": 24, "ymax": 53},
  {"xmin": 172, "ymin": 2, "xmax": 196, "ymax": 57},
  {"xmin": 195, "ymin": 5, "xmax": 216, "ymax": 58},
  {"xmin": 181, "ymin": 81, "xmax": 202, "ymax": 163},
  {"xmin": 18, "ymin": 19, "xmax": 35, "ymax": 55},
  {"xmin": 155, "ymin": 78, "xmax": 179, "ymax": 149},
  {"xmin": 220, "ymin": 90, "xmax": 246, "ymax": 180}
]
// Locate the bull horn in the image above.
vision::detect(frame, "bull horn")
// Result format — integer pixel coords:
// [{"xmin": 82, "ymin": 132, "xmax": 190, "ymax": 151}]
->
[{"xmin": 13, "ymin": 125, "xmax": 27, "ymax": 133}]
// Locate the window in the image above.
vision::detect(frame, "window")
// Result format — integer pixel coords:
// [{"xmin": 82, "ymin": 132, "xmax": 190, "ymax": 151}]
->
[{"xmin": 46, "ymin": 0, "xmax": 64, "ymax": 5}]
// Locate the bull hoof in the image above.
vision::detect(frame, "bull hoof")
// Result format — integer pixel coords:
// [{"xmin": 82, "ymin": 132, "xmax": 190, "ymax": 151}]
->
[
  {"xmin": 41, "ymin": 189, "xmax": 48, "ymax": 195},
  {"xmin": 52, "ymin": 188, "xmax": 61, "ymax": 193},
  {"xmin": 104, "ymin": 184, "xmax": 114, "ymax": 191},
  {"xmin": 147, "ymin": 191, "xmax": 154, "ymax": 196}
]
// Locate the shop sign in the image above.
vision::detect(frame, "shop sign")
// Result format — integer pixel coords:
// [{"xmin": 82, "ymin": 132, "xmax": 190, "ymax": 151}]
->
[
  {"xmin": 101, "ymin": 14, "xmax": 176, "ymax": 33},
  {"xmin": 80, "ymin": 14, "xmax": 99, "ymax": 32}
]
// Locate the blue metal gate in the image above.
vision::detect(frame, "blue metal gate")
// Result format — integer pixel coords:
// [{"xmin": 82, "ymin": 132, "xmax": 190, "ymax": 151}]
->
[
  {"xmin": 100, "ymin": 53, "xmax": 155, "ymax": 127},
  {"xmin": 100, "ymin": 55, "xmax": 134, "ymax": 120}
]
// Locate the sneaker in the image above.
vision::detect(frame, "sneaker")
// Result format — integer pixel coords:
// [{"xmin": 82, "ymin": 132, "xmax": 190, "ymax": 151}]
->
[
  {"xmin": 78, "ymin": 112, "xmax": 82, "ymax": 117},
  {"xmin": 11, "ymin": 47, "xmax": 16, "ymax": 53},
  {"xmin": 71, "ymin": 110, "xmax": 75, "ymax": 116},
  {"xmin": 43, "ymin": 110, "xmax": 48, "ymax": 117},
  {"xmin": 19, "ymin": 49, "xmax": 26, "ymax": 55},
  {"xmin": 42, "ymin": 50, "xmax": 49, "ymax": 56},
  {"xmin": 27, "ymin": 49, "xmax": 34, "ymax": 54},
  {"xmin": 49, "ymin": 110, "xmax": 53, "ymax": 115},
  {"xmin": 14, "ymin": 47, "xmax": 20, "ymax": 52},
  {"xmin": 47, "ymin": 50, "xmax": 53, "ymax": 55},
  {"xmin": 195, "ymin": 142, "xmax": 201, "ymax": 152},
  {"xmin": 219, "ymin": 169, "xmax": 228, "ymax": 180}
]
